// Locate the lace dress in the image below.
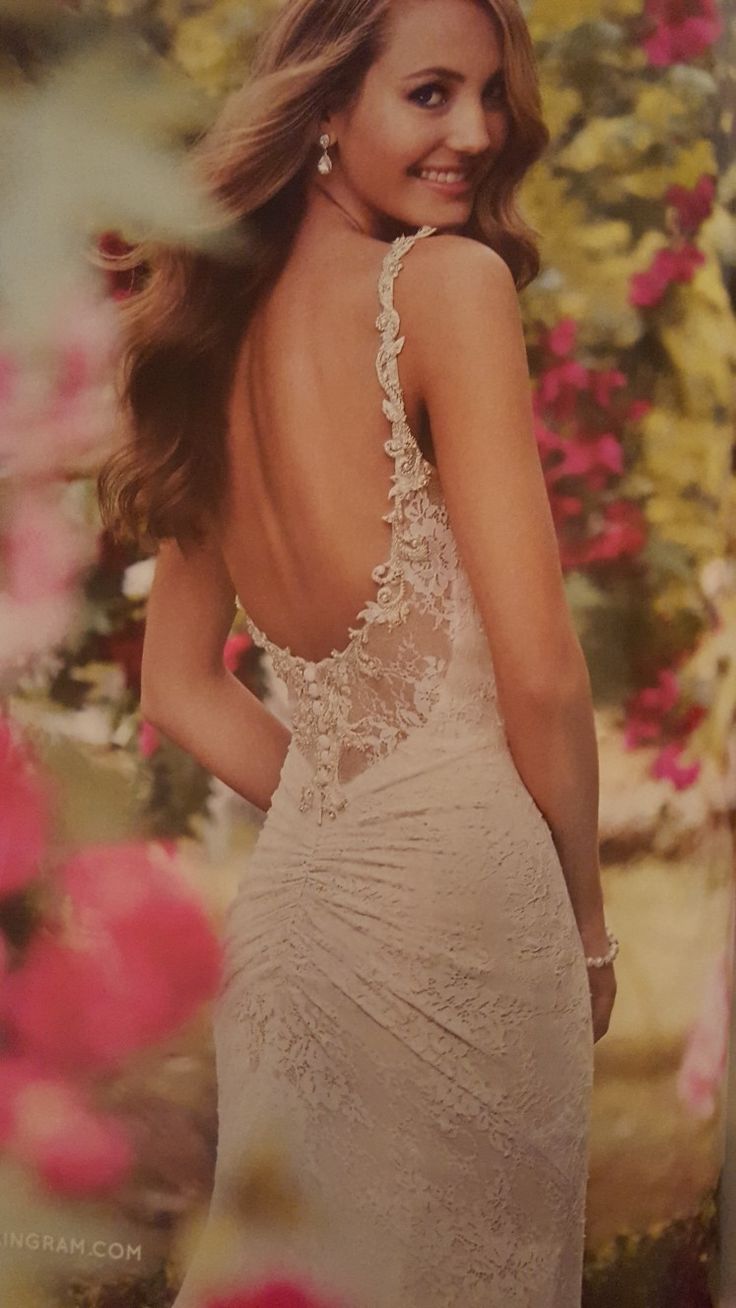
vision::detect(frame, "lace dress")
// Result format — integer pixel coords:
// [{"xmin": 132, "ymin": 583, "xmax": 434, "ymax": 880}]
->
[{"xmin": 170, "ymin": 226, "xmax": 594, "ymax": 1308}]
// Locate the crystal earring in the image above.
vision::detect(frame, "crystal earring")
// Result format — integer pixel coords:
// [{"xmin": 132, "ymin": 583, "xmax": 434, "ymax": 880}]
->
[{"xmin": 317, "ymin": 133, "xmax": 333, "ymax": 175}]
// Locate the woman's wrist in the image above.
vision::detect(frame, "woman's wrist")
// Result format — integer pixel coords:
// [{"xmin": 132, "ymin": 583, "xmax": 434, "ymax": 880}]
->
[
  {"xmin": 577, "ymin": 911, "xmax": 619, "ymax": 969},
  {"xmin": 583, "ymin": 926, "xmax": 618, "ymax": 969}
]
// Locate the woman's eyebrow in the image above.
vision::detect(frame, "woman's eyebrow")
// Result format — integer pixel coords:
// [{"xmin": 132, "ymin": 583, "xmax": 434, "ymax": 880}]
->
[{"xmin": 402, "ymin": 65, "xmax": 503, "ymax": 83}]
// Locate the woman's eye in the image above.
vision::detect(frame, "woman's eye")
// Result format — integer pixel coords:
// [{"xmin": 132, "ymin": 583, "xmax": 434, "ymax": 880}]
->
[
  {"xmin": 408, "ymin": 82, "xmax": 446, "ymax": 109},
  {"xmin": 408, "ymin": 81, "xmax": 506, "ymax": 110}
]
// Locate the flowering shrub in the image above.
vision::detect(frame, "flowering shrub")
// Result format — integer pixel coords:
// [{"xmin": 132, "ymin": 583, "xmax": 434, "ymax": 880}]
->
[
  {"xmin": 522, "ymin": 0, "xmax": 733, "ymax": 791},
  {"xmin": 0, "ymin": 718, "xmax": 222, "ymax": 1195}
]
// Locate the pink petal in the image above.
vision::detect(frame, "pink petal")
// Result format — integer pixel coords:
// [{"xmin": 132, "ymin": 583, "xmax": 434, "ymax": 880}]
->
[
  {"xmin": 0, "ymin": 842, "xmax": 221, "ymax": 1073},
  {"xmin": 10, "ymin": 1072, "xmax": 133, "ymax": 1195},
  {"xmin": 0, "ymin": 713, "xmax": 52, "ymax": 897}
]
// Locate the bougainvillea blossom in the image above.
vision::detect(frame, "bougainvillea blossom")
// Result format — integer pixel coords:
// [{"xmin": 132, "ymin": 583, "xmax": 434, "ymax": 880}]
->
[
  {"xmin": 630, "ymin": 244, "xmax": 706, "ymax": 308},
  {"xmin": 642, "ymin": 0, "xmax": 722, "ymax": 66}
]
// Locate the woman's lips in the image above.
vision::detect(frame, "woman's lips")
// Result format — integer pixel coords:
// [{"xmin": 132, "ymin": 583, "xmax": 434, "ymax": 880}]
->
[{"xmin": 410, "ymin": 169, "xmax": 474, "ymax": 196}]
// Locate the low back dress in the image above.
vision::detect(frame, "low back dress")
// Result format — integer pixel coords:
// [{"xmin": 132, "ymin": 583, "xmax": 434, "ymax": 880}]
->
[{"xmin": 170, "ymin": 224, "xmax": 594, "ymax": 1308}]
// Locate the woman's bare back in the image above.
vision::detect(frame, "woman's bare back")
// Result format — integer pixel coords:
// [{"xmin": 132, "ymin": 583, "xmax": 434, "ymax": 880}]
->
[{"xmin": 216, "ymin": 226, "xmax": 435, "ymax": 666}]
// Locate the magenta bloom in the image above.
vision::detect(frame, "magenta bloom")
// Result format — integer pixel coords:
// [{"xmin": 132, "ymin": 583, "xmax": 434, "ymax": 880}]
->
[
  {"xmin": 138, "ymin": 719, "xmax": 161, "ymax": 758},
  {"xmin": 666, "ymin": 175, "xmax": 716, "ymax": 236},
  {"xmin": 624, "ymin": 668, "xmax": 706, "ymax": 776},
  {"xmin": 651, "ymin": 740, "xmax": 701, "ymax": 789},
  {"xmin": 0, "ymin": 1055, "xmax": 132, "ymax": 1195},
  {"xmin": 630, "ymin": 244, "xmax": 705, "ymax": 308},
  {"xmin": 205, "ymin": 1278, "xmax": 350, "ymax": 1308},
  {"xmin": 624, "ymin": 668, "xmax": 680, "ymax": 747},
  {"xmin": 546, "ymin": 318, "xmax": 578, "ymax": 359},
  {"xmin": 223, "ymin": 632, "xmax": 253, "ymax": 672},
  {"xmin": 643, "ymin": 0, "xmax": 722, "ymax": 65},
  {"xmin": 559, "ymin": 500, "xmax": 648, "ymax": 570},
  {"xmin": 0, "ymin": 713, "xmax": 52, "ymax": 898},
  {"xmin": 589, "ymin": 369, "xmax": 627, "ymax": 410},
  {"xmin": 545, "ymin": 432, "xmax": 624, "ymax": 487},
  {"xmin": 538, "ymin": 360, "xmax": 589, "ymax": 407},
  {"xmin": 0, "ymin": 841, "xmax": 222, "ymax": 1073}
]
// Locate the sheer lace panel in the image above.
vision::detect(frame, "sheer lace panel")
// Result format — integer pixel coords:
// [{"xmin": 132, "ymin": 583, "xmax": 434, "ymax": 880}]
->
[{"xmin": 235, "ymin": 223, "xmax": 493, "ymax": 824}]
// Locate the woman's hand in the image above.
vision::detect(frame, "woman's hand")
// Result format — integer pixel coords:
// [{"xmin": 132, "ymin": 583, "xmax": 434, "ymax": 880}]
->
[
  {"xmin": 579, "ymin": 922, "xmax": 618, "ymax": 1043},
  {"xmin": 587, "ymin": 963, "xmax": 617, "ymax": 1043}
]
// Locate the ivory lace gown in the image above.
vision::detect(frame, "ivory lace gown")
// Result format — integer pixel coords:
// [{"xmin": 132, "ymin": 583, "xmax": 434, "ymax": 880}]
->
[{"xmin": 171, "ymin": 226, "xmax": 594, "ymax": 1308}]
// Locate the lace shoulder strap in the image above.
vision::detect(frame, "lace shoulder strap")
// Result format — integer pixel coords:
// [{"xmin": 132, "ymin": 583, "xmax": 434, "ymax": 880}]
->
[
  {"xmin": 375, "ymin": 225, "xmax": 437, "ymax": 446},
  {"xmin": 374, "ymin": 223, "xmax": 438, "ymax": 565}
]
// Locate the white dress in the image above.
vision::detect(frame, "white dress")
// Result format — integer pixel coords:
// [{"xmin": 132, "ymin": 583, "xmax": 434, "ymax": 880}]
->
[{"xmin": 170, "ymin": 225, "xmax": 594, "ymax": 1308}]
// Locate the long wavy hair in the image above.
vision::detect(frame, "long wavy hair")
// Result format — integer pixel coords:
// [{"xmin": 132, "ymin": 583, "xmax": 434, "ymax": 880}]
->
[{"xmin": 96, "ymin": 0, "xmax": 549, "ymax": 553}]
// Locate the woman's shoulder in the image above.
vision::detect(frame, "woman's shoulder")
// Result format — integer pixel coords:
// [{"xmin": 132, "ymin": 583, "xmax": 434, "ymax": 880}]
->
[
  {"xmin": 404, "ymin": 231, "xmax": 514, "ymax": 294},
  {"xmin": 398, "ymin": 233, "xmax": 519, "ymax": 361}
]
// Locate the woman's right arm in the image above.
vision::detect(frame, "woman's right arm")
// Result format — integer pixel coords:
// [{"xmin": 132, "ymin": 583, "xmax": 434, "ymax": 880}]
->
[{"xmin": 403, "ymin": 237, "xmax": 610, "ymax": 964}]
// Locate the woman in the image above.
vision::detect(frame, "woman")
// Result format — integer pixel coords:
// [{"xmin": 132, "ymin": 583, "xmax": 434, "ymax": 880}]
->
[{"xmin": 98, "ymin": 0, "xmax": 617, "ymax": 1302}]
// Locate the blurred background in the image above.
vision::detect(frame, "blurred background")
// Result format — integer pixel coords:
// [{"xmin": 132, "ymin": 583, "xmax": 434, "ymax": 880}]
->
[{"xmin": 0, "ymin": 0, "xmax": 735, "ymax": 1305}]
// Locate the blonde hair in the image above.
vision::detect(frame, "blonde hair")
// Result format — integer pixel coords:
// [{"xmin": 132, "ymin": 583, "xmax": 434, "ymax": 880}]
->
[{"xmin": 96, "ymin": 0, "xmax": 549, "ymax": 552}]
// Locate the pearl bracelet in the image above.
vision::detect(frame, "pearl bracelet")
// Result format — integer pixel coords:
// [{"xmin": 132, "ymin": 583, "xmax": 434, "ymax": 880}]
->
[{"xmin": 585, "ymin": 927, "xmax": 619, "ymax": 969}]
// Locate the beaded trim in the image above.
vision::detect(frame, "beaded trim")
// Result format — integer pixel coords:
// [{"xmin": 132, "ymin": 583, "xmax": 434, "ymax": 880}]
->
[
  {"xmin": 584, "ymin": 927, "xmax": 619, "ymax": 969},
  {"xmin": 235, "ymin": 224, "xmax": 438, "ymax": 824}
]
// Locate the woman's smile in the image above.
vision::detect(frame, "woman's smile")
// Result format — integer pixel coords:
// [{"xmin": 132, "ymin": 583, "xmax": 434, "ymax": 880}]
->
[{"xmin": 409, "ymin": 164, "xmax": 476, "ymax": 196}]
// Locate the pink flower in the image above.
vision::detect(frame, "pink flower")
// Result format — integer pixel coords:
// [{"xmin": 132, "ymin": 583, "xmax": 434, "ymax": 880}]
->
[
  {"xmin": 0, "ymin": 1056, "xmax": 132, "ymax": 1195},
  {"xmin": 651, "ymin": 739, "xmax": 701, "ymax": 789},
  {"xmin": 560, "ymin": 500, "xmax": 648, "ymax": 569},
  {"xmin": 532, "ymin": 417, "xmax": 565, "ymax": 459},
  {"xmin": 623, "ymin": 668, "xmax": 706, "ymax": 781},
  {"xmin": 632, "ymin": 668, "xmax": 681, "ymax": 718},
  {"xmin": 0, "ymin": 713, "xmax": 52, "ymax": 898},
  {"xmin": 0, "ymin": 291, "xmax": 119, "ymax": 477},
  {"xmin": 545, "ymin": 433, "xmax": 624, "ymax": 488},
  {"xmin": 0, "ymin": 841, "xmax": 221, "ymax": 1073},
  {"xmin": 624, "ymin": 668, "xmax": 681, "ymax": 747},
  {"xmin": 589, "ymin": 370, "xmax": 627, "ymax": 410},
  {"xmin": 677, "ymin": 945, "xmax": 732, "ymax": 1118},
  {"xmin": 551, "ymin": 495, "xmax": 585, "ymax": 524},
  {"xmin": 546, "ymin": 319, "xmax": 578, "ymax": 358},
  {"xmin": 538, "ymin": 360, "xmax": 590, "ymax": 407},
  {"xmin": 627, "ymin": 399, "xmax": 653, "ymax": 423},
  {"xmin": 3, "ymin": 484, "xmax": 91, "ymax": 603},
  {"xmin": 630, "ymin": 245, "xmax": 705, "ymax": 308},
  {"xmin": 138, "ymin": 719, "xmax": 161, "ymax": 758},
  {"xmin": 532, "ymin": 340, "xmax": 646, "ymax": 572},
  {"xmin": 666, "ymin": 175, "xmax": 716, "ymax": 235},
  {"xmin": 643, "ymin": 0, "xmax": 723, "ymax": 65},
  {"xmin": 205, "ymin": 1278, "xmax": 350, "ymax": 1308},
  {"xmin": 223, "ymin": 632, "xmax": 253, "ymax": 672}
]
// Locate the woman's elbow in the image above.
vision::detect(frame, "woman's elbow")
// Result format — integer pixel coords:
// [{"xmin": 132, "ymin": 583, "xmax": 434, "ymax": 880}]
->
[
  {"xmin": 530, "ymin": 644, "xmax": 591, "ymax": 705},
  {"xmin": 497, "ymin": 640, "xmax": 589, "ymax": 713},
  {"xmin": 139, "ymin": 684, "xmax": 166, "ymax": 726}
]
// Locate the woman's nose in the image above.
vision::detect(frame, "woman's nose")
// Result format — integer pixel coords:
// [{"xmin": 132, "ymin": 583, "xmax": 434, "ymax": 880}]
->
[{"xmin": 445, "ymin": 102, "xmax": 499, "ymax": 155}]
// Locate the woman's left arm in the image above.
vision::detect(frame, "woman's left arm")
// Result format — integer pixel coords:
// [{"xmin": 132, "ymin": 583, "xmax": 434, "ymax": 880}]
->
[{"xmin": 140, "ymin": 535, "xmax": 291, "ymax": 813}]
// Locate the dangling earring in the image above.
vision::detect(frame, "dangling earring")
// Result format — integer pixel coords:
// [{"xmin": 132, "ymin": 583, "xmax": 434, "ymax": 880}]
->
[{"xmin": 317, "ymin": 133, "xmax": 333, "ymax": 175}]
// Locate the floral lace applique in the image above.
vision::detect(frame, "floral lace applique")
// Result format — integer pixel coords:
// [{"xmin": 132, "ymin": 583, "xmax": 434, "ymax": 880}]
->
[{"xmin": 235, "ymin": 223, "xmax": 489, "ymax": 824}]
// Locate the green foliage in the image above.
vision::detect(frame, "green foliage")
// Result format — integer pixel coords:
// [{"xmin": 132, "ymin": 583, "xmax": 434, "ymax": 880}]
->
[{"xmin": 521, "ymin": 0, "xmax": 736, "ymax": 733}]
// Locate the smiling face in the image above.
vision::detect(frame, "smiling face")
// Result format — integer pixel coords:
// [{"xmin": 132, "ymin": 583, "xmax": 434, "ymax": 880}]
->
[{"xmin": 315, "ymin": 0, "xmax": 511, "ymax": 239}]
